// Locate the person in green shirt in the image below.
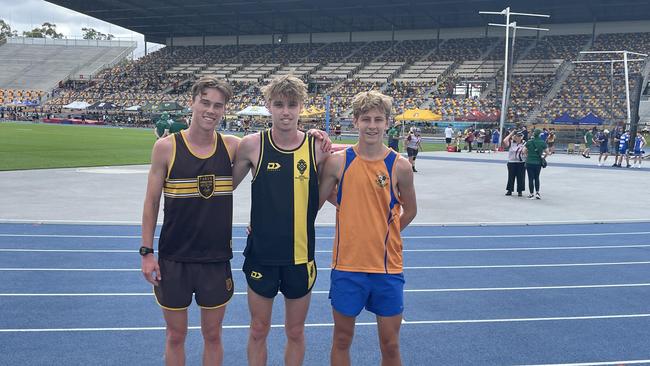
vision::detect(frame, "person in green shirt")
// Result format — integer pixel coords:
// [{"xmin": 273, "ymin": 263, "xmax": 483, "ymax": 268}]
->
[
  {"xmin": 523, "ymin": 129, "xmax": 549, "ymax": 200},
  {"xmin": 582, "ymin": 128, "xmax": 594, "ymax": 158},
  {"xmin": 169, "ymin": 117, "xmax": 189, "ymax": 134},
  {"xmin": 154, "ymin": 116, "xmax": 171, "ymax": 139},
  {"xmin": 387, "ymin": 123, "xmax": 401, "ymax": 152}
]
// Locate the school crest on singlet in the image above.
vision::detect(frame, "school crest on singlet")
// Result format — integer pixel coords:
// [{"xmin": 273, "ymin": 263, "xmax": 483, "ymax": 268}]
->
[
  {"xmin": 197, "ymin": 175, "xmax": 215, "ymax": 199},
  {"xmin": 296, "ymin": 159, "xmax": 308, "ymax": 181}
]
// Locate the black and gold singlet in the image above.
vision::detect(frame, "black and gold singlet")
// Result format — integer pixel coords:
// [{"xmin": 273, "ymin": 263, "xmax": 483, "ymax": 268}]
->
[
  {"xmin": 246, "ymin": 130, "xmax": 319, "ymax": 265},
  {"xmin": 158, "ymin": 131, "xmax": 233, "ymax": 262}
]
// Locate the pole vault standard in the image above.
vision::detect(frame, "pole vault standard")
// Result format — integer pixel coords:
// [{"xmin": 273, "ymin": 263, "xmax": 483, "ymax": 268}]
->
[
  {"xmin": 479, "ymin": 7, "xmax": 549, "ymax": 145},
  {"xmin": 576, "ymin": 51, "xmax": 648, "ymax": 126}
]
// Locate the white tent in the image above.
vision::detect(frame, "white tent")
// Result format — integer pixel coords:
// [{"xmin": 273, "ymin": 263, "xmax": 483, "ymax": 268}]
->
[
  {"xmin": 63, "ymin": 101, "xmax": 91, "ymax": 110},
  {"xmin": 236, "ymin": 105, "xmax": 271, "ymax": 117},
  {"xmin": 124, "ymin": 105, "xmax": 141, "ymax": 111}
]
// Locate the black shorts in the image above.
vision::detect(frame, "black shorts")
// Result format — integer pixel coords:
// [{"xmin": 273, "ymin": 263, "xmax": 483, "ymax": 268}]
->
[
  {"xmin": 154, "ymin": 258, "xmax": 234, "ymax": 310},
  {"xmin": 243, "ymin": 257, "xmax": 317, "ymax": 299},
  {"xmin": 445, "ymin": 137, "xmax": 452, "ymax": 144},
  {"xmin": 407, "ymin": 147, "xmax": 418, "ymax": 157}
]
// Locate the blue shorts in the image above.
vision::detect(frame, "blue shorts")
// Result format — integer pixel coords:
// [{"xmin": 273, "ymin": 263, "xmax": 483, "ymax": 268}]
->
[
  {"xmin": 600, "ymin": 144, "xmax": 609, "ymax": 154},
  {"xmin": 619, "ymin": 147, "xmax": 628, "ymax": 155},
  {"xmin": 329, "ymin": 269, "xmax": 404, "ymax": 317}
]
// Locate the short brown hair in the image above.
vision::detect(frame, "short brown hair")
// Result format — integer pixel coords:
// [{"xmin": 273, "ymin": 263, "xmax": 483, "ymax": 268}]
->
[
  {"xmin": 191, "ymin": 76, "xmax": 233, "ymax": 103},
  {"xmin": 351, "ymin": 90, "xmax": 393, "ymax": 119},
  {"xmin": 261, "ymin": 75, "xmax": 307, "ymax": 103}
]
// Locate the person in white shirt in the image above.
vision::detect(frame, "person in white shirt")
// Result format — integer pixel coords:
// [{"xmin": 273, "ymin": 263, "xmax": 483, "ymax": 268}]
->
[
  {"xmin": 503, "ymin": 129, "xmax": 526, "ymax": 196},
  {"xmin": 444, "ymin": 124, "xmax": 454, "ymax": 147},
  {"xmin": 405, "ymin": 127, "xmax": 423, "ymax": 172}
]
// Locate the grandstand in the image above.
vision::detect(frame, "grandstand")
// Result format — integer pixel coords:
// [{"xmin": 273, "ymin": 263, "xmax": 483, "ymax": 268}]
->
[
  {"xmin": 2, "ymin": 1, "xmax": 647, "ymax": 135},
  {"xmin": 0, "ymin": 37, "xmax": 135, "ymax": 106}
]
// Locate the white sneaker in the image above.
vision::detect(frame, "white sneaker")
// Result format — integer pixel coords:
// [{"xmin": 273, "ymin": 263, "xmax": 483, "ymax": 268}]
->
[{"xmin": 598, "ymin": 162, "xmax": 602, "ymax": 166}]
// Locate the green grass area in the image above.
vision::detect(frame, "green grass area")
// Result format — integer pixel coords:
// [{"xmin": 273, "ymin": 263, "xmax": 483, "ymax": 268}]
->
[
  {"xmin": 0, "ymin": 122, "xmax": 157, "ymax": 171},
  {"xmin": 0, "ymin": 122, "xmax": 447, "ymax": 171}
]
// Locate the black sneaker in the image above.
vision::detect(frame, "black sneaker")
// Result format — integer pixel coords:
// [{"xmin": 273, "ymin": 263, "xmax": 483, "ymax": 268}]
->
[
  {"xmin": 505, "ymin": 191, "xmax": 512, "ymax": 196},
  {"xmin": 528, "ymin": 194, "xmax": 535, "ymax": 199},
  {"xmin": 535, "ymin": 192, "xmax": 541, "ymax": 200},
  {"xmin": 412, "ymin": 166, "xmax": 417, "ymax": 172},
  {"xmin": 517, "ymin": 192, "xmax": 523, "ymax": 197}
]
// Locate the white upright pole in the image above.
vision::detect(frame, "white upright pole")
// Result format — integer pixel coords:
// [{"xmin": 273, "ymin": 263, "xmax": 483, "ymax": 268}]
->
[
  {"xmin": 498, "ymin": 8, "xmax": 511, "ymax": 145},
  {"xmin": 623, "ymin": 51, "xmax": 631, "ymax": 126}
]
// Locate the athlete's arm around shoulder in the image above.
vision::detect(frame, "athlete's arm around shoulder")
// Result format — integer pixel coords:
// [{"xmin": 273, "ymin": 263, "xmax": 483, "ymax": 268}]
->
[
  {"xmin": 394, "ymin": 155, "xmax": 417, "ymax": 230},
  {"xmin": 141, "ymin": 136, "xmax": 173, "ymax": 285},
  {"xmin": 221, "ymin": 133, "xmax": 241, "ymax": 166},
  {"xmin": 318, "ymin": 150, "xmax": 345, "ymax": 209},
  {"xmin": 232, "ymin": 132, "xmax": 261, "ymax": 189}
]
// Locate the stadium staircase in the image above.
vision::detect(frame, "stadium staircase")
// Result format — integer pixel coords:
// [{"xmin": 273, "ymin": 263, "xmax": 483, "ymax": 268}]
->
[{"xmin": 524, "ymin": 37, "xmax": 594, "ymax": 124}]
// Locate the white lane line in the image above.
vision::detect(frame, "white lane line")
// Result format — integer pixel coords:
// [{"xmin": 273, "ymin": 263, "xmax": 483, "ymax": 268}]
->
[
  {"xmin": 2, "ymin": 244, "xmax": 650, "ymax": 253},
  {"xmin": 515, "ymin": 359, "xmax": 650, "ymax": 366},
  {"xmin": 2, "ymin": 218, "xmax": 649, "ymax": 226},
  {"xmin": 2, "ymin": 262, "xmax": 650, "ymax": 271},
  {"xmin": 3, "ymin": 283, "xmax": 650, "ymax": 297},
  {"xmin": 1, "ymin": 232, "xmax": 650, "ymax": 239},
  {"xmin": 2, "ymin": 313, "xmax": 650, "ymax": 333}
]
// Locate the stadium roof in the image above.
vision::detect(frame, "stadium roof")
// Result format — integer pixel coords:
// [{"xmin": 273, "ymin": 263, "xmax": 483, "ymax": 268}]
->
[{"xmin": 47, "ymin": 0, "xmax": 650, "ymax": 44}]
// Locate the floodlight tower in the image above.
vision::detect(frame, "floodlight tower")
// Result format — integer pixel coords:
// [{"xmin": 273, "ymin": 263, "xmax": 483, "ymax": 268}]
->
[{"xmin": 479, "ymin": 7, "xmax": 549, "ymax": 145}]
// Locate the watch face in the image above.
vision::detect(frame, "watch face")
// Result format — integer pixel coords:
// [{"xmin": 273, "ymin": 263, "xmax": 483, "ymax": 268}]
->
[{"xmin": 139, "ymin": 247, "xmax": 153, "ymax": 256}]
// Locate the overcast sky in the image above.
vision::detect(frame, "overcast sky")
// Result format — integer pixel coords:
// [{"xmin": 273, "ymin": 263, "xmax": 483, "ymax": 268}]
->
[{"xmin": 0, "ymin": 0, "xmax": 162, "ymax": 57}]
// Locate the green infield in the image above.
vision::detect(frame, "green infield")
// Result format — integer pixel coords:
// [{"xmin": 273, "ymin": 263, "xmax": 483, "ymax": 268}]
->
[
  {"xmin": 0, "ymin": 122, "xmax": 156, "ymax": 171},
  {"xmin": 0, "ymin": 122, "xmax": 447, "ymax": 170}
]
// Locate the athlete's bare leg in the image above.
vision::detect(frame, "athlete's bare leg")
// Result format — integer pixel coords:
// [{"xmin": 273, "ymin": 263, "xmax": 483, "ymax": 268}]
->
[
  {"xmin": 284, "ymin": 293, "xmax": 312, "ymax": 366},
  {"xmin": 200, "ymin": 306, "xmax": 227, "ymax": 366},
  {"xmin": 247, "ymin": 288, "xmax": 274, "ymax": 366},
  {"xmin": 330, "ymin": 309, "xmax": 356, "ymax": 366},
  {"xmin": 377, "ymin": 314, "xmax": 403, "ymax": 366},
  {"xmin": 162, "ymin": 309, "xmax": 188, "ymax": 366}
]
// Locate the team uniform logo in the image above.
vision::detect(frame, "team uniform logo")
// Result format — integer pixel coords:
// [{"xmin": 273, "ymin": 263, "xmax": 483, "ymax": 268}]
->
[
  {"xmin": 375, "ymin": 172, "xmax": 388, "ymax": 188},
  {"xmin": 296, "ymin": 159, "xmax": 308, "ymax": 181},
  {"xmin": 197, "ymin": 175, "xmax": 215, "ymax": 199},
  {"xmin": 250, "ymin": 271, "xmax": 263, "ymax": 280},
  {"xmin": 267, "ymin": 162, "xmax": 281, "ymax": 171},
  {"xmin": 225, "ymin": 278, "xmax": 233, "ymax": 291}
]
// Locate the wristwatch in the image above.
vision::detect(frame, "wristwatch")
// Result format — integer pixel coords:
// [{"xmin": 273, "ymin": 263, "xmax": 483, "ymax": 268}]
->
[{"xmin": 139, "ymin": 246, "xmax": 154, "ymax": 256}]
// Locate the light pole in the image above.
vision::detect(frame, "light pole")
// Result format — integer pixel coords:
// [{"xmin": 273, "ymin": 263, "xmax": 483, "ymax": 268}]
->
[{"xmin": 479, "ymin": 7, "xmax": 549, "ymax": 145}]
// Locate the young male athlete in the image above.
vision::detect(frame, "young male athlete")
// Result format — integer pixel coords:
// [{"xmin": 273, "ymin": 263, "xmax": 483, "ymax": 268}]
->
[
  {"xmin": 232, "ymin": 75, "xmax": 330, "ymax": 366},
  {"xmin": 318, "ymin": 91, "xmax": 417, "ymax": 366},
  {"xmin": 141, "ymin": 76, "xmax": 241, "ymax": 366}
]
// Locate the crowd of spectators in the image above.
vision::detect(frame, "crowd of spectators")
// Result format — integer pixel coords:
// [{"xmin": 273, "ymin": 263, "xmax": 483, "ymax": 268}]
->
[{"xmin": 26, "ymin": 33, "xmax": 648, "ymax": 127}]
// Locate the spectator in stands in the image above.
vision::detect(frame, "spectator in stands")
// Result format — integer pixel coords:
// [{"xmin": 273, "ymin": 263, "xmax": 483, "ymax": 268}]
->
[
  {"xmin": 523, "ymin": 129, "xmax": 549, "ymax": 200},
  {"xmin": 503, "ymin": 129, "xmax": 526, "ymax": 197}
]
